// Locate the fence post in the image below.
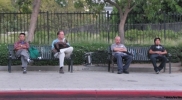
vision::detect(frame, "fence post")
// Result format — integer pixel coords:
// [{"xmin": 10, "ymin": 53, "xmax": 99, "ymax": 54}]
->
[
  {"xmin": 164, "ymin": 13, "xmax": 166, "ymax": 41},
  {"xmin": 107, "ymin": 11, "xmax": 110, "ymax": 44},
  {"xmin": 47, "ymin": 11, "xmax": 49, "ymax": 44}
]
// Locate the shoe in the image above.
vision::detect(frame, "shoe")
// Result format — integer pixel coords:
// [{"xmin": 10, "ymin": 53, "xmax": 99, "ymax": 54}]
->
[
  {"xmin": 123, "ymin": 70, "xmax": 129, "ymax": 74},
  {"xmin": 27, "ymin": 59, "xmax": 34, "ymax": 65},
  {"xmin": 156, "ymin": 70, "xmax": 160, "ymax": 74},
  {"xmin": 117, "ymin": 71, "xmax": 122, "ymax": 74},
  {"xmin": 59, "ymin": 67, "xmax": 64, "ymax": 74},
  {"xmin": 23, "ymin": 68, "xmax": 27, "ymax": 74}
]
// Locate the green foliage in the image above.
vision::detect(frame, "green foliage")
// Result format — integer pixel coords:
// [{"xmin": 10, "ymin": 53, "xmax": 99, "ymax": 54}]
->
[
  {"xmin": 16, "ymin": 0, "xmax": 32, "ymax": 13},
  {"xmin": 0, "ymin": 44, "xmax": 8, "ymax": 66},
  {"xmin": 125, "ymin": 29, "xmax": 179, "ymax": 42},
  {"xmin": 74, "ymin": 0, "xmax": 84, "ymax": 8},
  {"xmin": 55, "ymin": 0, "xmax": 67, "ymax": 7},
  {"xmin": 0, "ymin": 0, "xmax": 15, "ymax": 12},
  {"xmin": 1, "ymin": 42, "xmax": 182, "ymax": 66}
]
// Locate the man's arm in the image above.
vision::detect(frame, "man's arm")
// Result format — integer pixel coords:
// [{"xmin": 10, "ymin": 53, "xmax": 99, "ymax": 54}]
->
[
  {"xmin": 113, "ymin": 47, "xmax": 127, "ymax": 52},
  {"xmin": 149, "ymin": 49, "xmax": 167, "ymax": 55},
  {"xmin": 14, "ymin": 41, "xmax": 29, "ymax": 51},
  {"xmin": 21, "ymin": 42, "xmax": 29, "ymax": 49}
]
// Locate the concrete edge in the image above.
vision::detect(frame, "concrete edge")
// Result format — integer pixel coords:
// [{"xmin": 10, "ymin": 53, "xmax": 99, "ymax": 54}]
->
[{"xmin": 0, "ymin": 90, "xmax": 182, "ymax": 98}]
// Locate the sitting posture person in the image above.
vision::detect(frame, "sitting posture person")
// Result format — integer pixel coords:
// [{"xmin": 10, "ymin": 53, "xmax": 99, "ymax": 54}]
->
[
  {"xmin": 14, "ymin": 33, "xmax": 33, "ymax": 74},
  {"xmin": 111, "ymin": 36, "xmax": 133, "ymax": 74},
  {"xmin": 149, "ymin": 37, "xmax": 167, "ymax": 74},
  {"xmin": 51, "ymin": 30, "xmax": 73, "ymax": 74}
]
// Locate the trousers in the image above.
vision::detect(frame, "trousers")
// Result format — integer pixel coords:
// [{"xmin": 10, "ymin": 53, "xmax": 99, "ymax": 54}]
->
[
  {"xmin": 150, "ymin": 54, "xmax": 167, "ymax": 72},
  {"xmin": 54, "ymin": 47, "xmax": 73, "ymax": 67},
  {"xmin": 114, "ymin": 53, "xmax": 133, "ymax": 71},
  {"xmin": 15, "ymin": 49, "xmax": 29, "ymax": 68}
]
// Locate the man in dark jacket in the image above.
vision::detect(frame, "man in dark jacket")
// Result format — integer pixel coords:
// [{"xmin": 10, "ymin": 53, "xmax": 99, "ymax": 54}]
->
[{"xmin": 149, "ymin": 38, "xmax": 167, "ymax": 74}]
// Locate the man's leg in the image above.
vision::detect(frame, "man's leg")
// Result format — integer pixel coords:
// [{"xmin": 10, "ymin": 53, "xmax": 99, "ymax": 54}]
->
[
  {"xmin": 114, "ymin": 53, "xmax": 123, "ymax": 73},
  {"xmin": 65, "ymin": 47, "xmax": 73, "ymax": 58},
  {"xmin": 158, "ymin": 56, "xmax": 167, "ymax": 71},
  {"xmin": 58, "ymin": 47, "xmax": 73, "ymax": 73},
  {"xmin": 150, "ymin": 54, "xmax": 159, "ymax": 72},
  {"xmin": 123, "ymin": 55, "xmax": 133, "ymax": 72},
  {"xmin": 21, "ymin": 56, "xmax": 28, "ymax": 68},
  {"xmin": 59, "ymin": 49, "xmax": 66, "ymax": 67},
  {"xmin": 16, "ymin": 49, "xmax": 29, "ymax": 74},
  {"xmin": 59, "ymin": 47, "xmax": 74, "ymax": 67}
]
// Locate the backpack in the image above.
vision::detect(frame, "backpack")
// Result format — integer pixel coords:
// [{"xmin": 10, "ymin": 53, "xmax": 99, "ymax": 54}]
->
[{"xmin": 29, "ymin": 47, "xmax": 40, "ymax": 59}]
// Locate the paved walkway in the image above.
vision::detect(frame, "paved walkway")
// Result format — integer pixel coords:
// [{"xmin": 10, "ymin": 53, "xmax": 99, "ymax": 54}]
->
[{"xmin": 0, "ymin": 63, "xmax": 182, "ymax": 98}]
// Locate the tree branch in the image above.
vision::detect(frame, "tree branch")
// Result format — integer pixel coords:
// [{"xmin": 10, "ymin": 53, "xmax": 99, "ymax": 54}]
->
[
  {"xmin": 125, "ymin": 0, "xmax": 136, "ymax": 13},
  {"xmin": 104, "ymin": 0, "xmax": 123, "ymax": 14}
]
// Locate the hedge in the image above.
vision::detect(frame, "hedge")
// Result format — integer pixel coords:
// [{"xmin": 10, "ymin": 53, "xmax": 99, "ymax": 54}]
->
[{"xmin": 0, "ymin": 43, "xmax": 182, "ymax": 66}]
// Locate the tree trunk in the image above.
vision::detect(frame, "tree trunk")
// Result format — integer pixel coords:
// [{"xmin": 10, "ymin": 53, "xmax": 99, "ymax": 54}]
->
[
  {"xmin": 27, "ymin": 0, "xmax": 41, "ymax": 43},
  {"xmin": 118, "ymin": 12, "xmax": 129, "ymax": 44},
  {"xmin": 119, "ymin": 20, "xmax": 125, "ymax": 44}
]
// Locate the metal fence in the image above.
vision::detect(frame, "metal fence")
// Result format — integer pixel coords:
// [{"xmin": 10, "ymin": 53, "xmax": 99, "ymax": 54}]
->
[{"xmin": 0, "ymin": 12, "xmax": 182, "ymax": 45}]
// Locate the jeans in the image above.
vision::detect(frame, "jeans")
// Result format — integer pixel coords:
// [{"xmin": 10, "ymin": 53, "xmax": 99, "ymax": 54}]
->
[
  {"xmin": 150, "ymin": 54, "xmax": 167, "ymax": 72},
  {"xmin": 114, "ymin": 53, "xmax": 133, "ymax": 71}
]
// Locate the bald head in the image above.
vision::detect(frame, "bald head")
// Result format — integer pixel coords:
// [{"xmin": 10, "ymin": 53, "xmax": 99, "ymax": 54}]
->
[{"xmin": 115, "ymin": 36, "xmax": 121, "ymax": 44}]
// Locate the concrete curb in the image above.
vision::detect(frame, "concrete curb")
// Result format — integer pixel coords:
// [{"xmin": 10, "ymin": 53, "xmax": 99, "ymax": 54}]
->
[{"xmin": 0, "ymin": 90, "xmax": 182, "ymax": 98}]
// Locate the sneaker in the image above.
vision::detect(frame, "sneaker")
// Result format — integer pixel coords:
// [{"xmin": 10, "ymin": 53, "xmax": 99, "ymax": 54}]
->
[
  {"xmin": 123, "ymin": 70, "xmax": 129, "ymax": 74},
  {"xmin": 117, "ymin": 71, "xmax": 122, "ymax": 74},
  {"xmin": 23, "ymin": 68, "xmax": 27, "ymax": 74},
  {"xmin": 156, "ymin": 70, "xmax": 160, "ymax": 74},
  {"xmin": 59, "ymin": 67, "xmax": 64, "ymax": 74},
  {"xmin": 27, "ymin": 59, "xmax": 34, "ymax": 65}
]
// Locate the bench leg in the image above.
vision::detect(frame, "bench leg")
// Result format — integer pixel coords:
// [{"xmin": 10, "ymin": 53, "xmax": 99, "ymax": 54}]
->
[
  {"xmin": 68, "ymin": 63, "xmax": 70, "ymax": 72},
  {"xmin": 8, "ymin": 58, "xmax": 12, "ymax": 73},
  {"xmin": 163, "ymin": 64, "xmax": 166, "ymax": 72},
  {"xmin": 169, "ymin": 61, "xmax": 171, "ymax": 74},
  {"xmin": 108, "ymin": 61, "xmax": 110, "ymax": 72},
  {"xmin": 70, "ymin": 60, "xmax": 73, "ymax": 73},
  {"xmin": 111, "ymin": 61, "xmax": 114, "ymax": 73}
]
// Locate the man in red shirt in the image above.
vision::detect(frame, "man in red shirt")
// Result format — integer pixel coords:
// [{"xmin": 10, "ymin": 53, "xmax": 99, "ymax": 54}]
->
[{"xmin": 14, "ymin": 33, "xmax": 33, "ymax": 74}]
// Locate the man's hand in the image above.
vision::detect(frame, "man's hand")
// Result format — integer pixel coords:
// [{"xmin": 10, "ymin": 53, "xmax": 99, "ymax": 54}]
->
[
  {"xmin": 18, "ymin": 44, "xmax": 27, "ymax": 49},
  {"xmin": 156, "ymin": 51, "xmax": 166, "ymax": 55}
]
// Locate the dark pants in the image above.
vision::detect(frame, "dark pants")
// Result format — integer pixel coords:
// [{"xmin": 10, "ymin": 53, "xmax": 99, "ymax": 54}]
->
[
  {"xmin": 114, "ymin": 53, "xmax": 133, "ymax": 71},
  {"xmin": 150, "ymin": 54, "xmax": 167, "ymax": 72}
]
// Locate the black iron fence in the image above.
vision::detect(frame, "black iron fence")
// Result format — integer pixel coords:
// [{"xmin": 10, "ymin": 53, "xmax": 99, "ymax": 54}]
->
[{"xmin": 0, "ymin": 12, "xmax": 182, "ymax": 45}]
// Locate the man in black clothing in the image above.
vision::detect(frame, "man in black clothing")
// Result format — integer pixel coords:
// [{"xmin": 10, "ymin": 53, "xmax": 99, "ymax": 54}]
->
[{"xmin": 149, "ymin": 38, "xmax": 167, "ymax": 74}]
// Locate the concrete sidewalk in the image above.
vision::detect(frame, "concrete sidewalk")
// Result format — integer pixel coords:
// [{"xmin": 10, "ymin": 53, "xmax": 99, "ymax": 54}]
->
[{"xmin": 0, "ymin": 63, "xmax": 181, "ymax": 91}]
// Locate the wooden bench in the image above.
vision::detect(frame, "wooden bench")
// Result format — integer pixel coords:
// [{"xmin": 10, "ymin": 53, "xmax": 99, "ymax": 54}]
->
[
  {"xmin": 107, "ymin": 46, "xmax": 172, "ymax": 73},
  {"xmin": 7, "ymin": 44, "xmax": 74, "ymax": 73}
]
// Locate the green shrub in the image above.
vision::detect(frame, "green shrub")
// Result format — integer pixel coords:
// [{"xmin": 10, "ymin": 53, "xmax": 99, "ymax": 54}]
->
[
  {"xmin": 0, "ymin": 44, "xmax": 8, "ymax": 66},
  {"xmin": 1, "ymin": 37, "xmax": 182, "ymax": 66},
  {"xmin": 125, "ymin": 29, "xmax": 179, "ymax": 42}
]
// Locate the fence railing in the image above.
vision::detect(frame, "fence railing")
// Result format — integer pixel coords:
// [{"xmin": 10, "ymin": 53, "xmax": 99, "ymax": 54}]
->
[{"xmin": 0, "ymin": 12, "xmax": 182, "ymax": 45}]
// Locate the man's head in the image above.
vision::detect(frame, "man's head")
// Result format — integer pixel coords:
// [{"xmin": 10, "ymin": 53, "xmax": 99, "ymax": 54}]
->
[
  {"xmin": 154, "ymin": 37, "xmax": 161, "ymax": 45},
  {"xmin": 115, "ymin": 36, "xmax": 121, "ymax": 44},
  {"xmin": 19, "ymin": 33, "xmax": 26, "ymax": 41},
  {"xmin": 57, "ymin": 30, "xmax": 64, "ymax": 39}
]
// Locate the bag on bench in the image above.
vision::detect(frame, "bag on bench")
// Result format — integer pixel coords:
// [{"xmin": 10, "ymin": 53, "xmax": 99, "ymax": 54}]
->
[{"xmin": 29, "ymin": 47, "xmax": 40, "ymax": 59}]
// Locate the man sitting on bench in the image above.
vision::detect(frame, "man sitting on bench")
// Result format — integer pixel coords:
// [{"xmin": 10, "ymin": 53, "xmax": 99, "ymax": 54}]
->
[
  {"xmin": 14, "ymin": 33, "xmax": 33, "ymax": 74},
  {"xmin": 149, "ymin": 37, "xmax": 167, "ymax": 74},
  {"xmin": 111, "ymin": 36, "xmax": 133, "ymax": 74},
  {"xmin": 51, "ymin": 30, "xmax": 73, "ymax": 74}
]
